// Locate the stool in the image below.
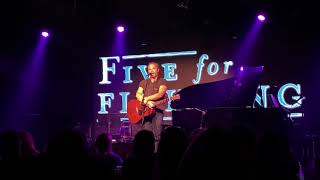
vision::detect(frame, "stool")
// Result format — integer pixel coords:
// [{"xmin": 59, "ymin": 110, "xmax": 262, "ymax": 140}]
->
[{"xmin": 119, "ymin": 118, "xmax": 133, "ymax": 142}]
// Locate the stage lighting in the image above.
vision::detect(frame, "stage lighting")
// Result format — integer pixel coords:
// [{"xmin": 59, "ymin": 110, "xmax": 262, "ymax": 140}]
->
[
  {"xmin": 117, "ymin": 26, "xmax": 125, "ymax": 33},
  {"xmin": 257, "ymin": 14, "xmax": 266, "ymax": 22},
  {"xmin": 41, "ymin": 31, "xmax": 49, "ymax": 37}
]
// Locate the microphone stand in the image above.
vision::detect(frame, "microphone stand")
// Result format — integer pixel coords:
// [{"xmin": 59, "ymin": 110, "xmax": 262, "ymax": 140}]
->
[
  {"xmin": 195, "ymin": 108, "xmax": 207, "ymax": 129},
  {"xmin": 174, "ymin": 107, "xmax": 207, "ymax": 129},
  {"xmin": 141, "ymin": 74, "xmax": 151, "ymax": 128}
]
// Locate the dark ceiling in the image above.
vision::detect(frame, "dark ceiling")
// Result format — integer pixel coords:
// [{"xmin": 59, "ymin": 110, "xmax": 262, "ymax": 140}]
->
[{"xmin": 1, "ymin": 0, "xmax": 318, "ymax": 47}]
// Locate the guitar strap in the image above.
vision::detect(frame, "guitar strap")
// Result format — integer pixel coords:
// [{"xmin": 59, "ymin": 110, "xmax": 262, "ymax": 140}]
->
[{"xmin": 141, "ymin": 78, "xmax": 150, "ymax": 127}]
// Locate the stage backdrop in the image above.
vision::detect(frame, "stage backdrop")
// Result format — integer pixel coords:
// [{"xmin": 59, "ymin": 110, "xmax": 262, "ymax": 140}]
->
[{"xmin": 94, "ymin": 50, "xmax": 304, "ymax": 138}]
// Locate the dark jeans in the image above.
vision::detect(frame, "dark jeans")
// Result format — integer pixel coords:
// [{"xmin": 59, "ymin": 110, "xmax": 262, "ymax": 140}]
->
[{"xmin": 131, "ymin": 110, "xmax": 163, "ymax": 151}]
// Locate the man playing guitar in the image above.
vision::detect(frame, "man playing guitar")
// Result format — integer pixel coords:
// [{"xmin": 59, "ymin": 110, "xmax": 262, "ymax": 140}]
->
[{"xmin": 135, "ymin": 62, "xmax": 168, "ymax": 150}]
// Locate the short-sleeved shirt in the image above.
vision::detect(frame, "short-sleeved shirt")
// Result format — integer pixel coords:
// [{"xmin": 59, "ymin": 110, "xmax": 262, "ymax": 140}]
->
[{"xmin": 139, "ymin": 78, "xmax": 168, "ymax": 111}]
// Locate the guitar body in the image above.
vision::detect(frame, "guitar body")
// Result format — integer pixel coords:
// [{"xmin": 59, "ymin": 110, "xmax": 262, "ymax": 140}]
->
[
  {"xmin": 127, "ymin": 94, "xmax": 180, "ymax": 124},
  {"xmin": 127, "ymin": 99, "xmax": 156, "ymax": 124}
]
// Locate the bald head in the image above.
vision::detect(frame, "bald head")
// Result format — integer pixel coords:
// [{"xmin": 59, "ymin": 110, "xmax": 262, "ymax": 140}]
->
[{"xmin": 147, "ymin": 62, "xmax": 160, "ymax": 79}]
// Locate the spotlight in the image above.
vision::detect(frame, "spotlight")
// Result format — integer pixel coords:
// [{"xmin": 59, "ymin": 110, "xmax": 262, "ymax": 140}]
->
[
  {"xmin": 41, "ymin": 31, "xmax": 49, "ymax": 38},
  {"xmin": 240, "ymin": 66, "xmax": 244, "ymax": 71},
  {"xmin": 257, "ymin": 14, "xmax": 266, "ymax": 22},
  {"xmin": 117, "ymin": 26, "xmax": 125, "ymax": 33}
]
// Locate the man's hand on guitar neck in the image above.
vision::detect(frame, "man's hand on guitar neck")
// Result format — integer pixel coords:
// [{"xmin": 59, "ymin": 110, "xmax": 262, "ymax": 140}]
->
[{"xmin": 146, "ymin": 101, "xmax": 155, "ymax": 108}]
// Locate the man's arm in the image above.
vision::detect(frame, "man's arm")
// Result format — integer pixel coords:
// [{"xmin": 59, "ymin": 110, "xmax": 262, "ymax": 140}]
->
[
  {"xmin": 145, "ymin": 84, "xmax": 168, "ymax": 102},
  {"xmin": 136, "ymin": 87, "xmax": 144, "ymax": 102}
]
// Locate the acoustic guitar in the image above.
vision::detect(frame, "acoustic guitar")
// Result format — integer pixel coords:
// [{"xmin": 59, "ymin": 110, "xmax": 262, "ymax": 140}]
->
[{"xmin": 127, "ymin": 94, "xmax": 180, "ymax": 124}]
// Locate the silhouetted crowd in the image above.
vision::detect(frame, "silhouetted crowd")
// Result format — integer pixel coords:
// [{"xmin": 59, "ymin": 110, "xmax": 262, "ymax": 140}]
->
[{"xmin": 0, "ymin": 123, "xmax": 318, "ymax": 179}]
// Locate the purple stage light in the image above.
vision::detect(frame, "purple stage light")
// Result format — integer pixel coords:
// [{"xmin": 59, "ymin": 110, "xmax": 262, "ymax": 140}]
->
[
  {"xmin": 41, "ymin": 31, "xmax": 49, "ymax": 37},
  {"xmin": 117, "ymin": 26, "xmax": 125, "ymax": 33},
  {"xmin": 257, "ymin": 14, "xmax": 266, "ymax": 22},
  {"xmin": 240, "ymin": 66, "xmax": 244, "ymax": 71}
]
